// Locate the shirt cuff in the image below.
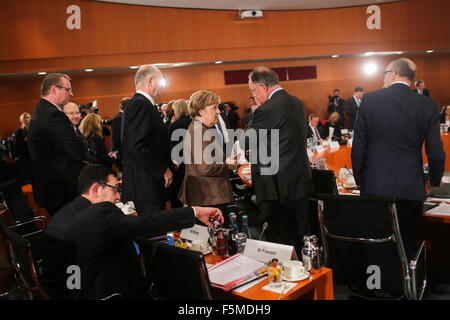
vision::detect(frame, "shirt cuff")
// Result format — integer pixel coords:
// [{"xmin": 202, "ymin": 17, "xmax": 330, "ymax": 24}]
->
[{"xmin": 192, "ymin": 206, "xmax": 197, "ymax": 218}]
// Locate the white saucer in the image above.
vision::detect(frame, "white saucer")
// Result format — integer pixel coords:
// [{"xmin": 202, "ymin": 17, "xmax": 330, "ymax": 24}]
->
[{"xmin": 281, "ymin": 271, "xmax": 310, "ymax": 282}]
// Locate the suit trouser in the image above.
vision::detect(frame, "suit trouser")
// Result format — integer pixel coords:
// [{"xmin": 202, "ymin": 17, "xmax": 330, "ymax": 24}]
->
[{"xmin": 258, "ymin": 197, "xmax": 310, "ymax": 257}]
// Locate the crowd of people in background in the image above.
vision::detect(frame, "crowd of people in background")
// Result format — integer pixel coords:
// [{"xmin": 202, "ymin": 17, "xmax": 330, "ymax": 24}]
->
[{"xmin": 0, "ymin": 60, "xmax": 445, "ymax": 300}]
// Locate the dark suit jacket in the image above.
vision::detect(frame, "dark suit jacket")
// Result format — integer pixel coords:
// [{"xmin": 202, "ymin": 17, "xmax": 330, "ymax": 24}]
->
[
  {"xmin": 65, "ymin": 202, "xmax": 196, "ymax": 299},
  {"xmin": 41, "ymin": 196, "xmax": 91, "ymax": 299},
  {"xmin": 86, "ymin": 135, "xmax": 114, "ymax": 170},
  {"xmin": 351, "ymin": 83, "xmax": 445, "ymax": 201},
  {"xmin": 345, "ymin": 96, "xmax": 359, "ymax": 131},
  {"xmin": 248, "ymin": 89, "xmax": 313, "ymax": 204},
  {"xmin": 28, "ymin": 99, "xmax": 87, "ymax": 210},
  {"xmin": 320, "ymin": 121, "xmax": 342, "ymax": 141},
  {"xmin": 307, "ymin": 124, "xmax": 323, "ymax": 140},
  {"xmin": 111, "ymin": 111, "xmax": 123, "ymax": 157},
  {"xmin": 121, "ymin": 93, "xmax": 171, "ymax": 203},
  {"xmin": 414, "ymin": 88, "xmax": 430, "ymax": 98}
]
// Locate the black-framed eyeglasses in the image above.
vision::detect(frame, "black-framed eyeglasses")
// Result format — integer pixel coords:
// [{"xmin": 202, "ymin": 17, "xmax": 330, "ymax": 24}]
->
[
  {"xmin": 100, "ymin": 183, "xmax": 122, "ymax": 193},
  {"xmin": 56, "ymin": 85, "xmax": 72, "ymax": 93},
  {"xmin": 381, "ymin": 70, "xmax": 393, "ymax": 77}
]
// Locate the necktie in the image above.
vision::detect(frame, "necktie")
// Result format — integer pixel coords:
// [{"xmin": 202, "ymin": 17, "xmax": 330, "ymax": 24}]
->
[{"xmin": 314, "ymin": 127, "xmax": 320, "ymax": 140}]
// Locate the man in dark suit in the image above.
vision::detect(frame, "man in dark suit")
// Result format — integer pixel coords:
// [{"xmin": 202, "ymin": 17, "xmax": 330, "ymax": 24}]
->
[
  {"xmin": 306, "ymin": 113, "xmax": 322, "ymax": 141},
  {"xmin": 111, "ymin": 97, "xmax": 130, "ymax": 171},
  {"xmin": 327, "ymin": 88, "xmax": 346, "ymax": 128},
  {"xmin": 246, "ymin": 66, "xmax": 313, "ymax": 255},
  {"xmin": 413, "ymin": 79, "xmax": 430, "ymax": 97},
  {"xmin": 41, "ymin": 164, "xmax": 224, "ymax": 300},
  {"xmin": 345, "ymin": 86, "xmax": 364, "ymax": 131},
  {"xmin": 28, "ymin": 73, "xmax": 87, "ymax": 216},
  {"xmin": 351, "ymin": 58, "xmax": 445, "ymax": 259},
  {"xmin": 121, "ymin": 65, "xmax": 173, "ymax": 218}
]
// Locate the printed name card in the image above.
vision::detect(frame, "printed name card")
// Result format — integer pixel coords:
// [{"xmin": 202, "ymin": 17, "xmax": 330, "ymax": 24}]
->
[
  {"xmin": 243, "ymin": 239, "xmax": 294, "ymax": 264},
  {"xmin": 315, "ymin": 145, "xmax": 325, "ymax": 154},
  {"xmin": 329, "ymin": 141, "xmax": 340, "ymax": 150},
  {"xmin": 341, "ymin": 129, "xmax": 348, "ymax": 135},
  {"xmin": 180, "ymin": 224, "xmax": 210, "ymax": 242}
]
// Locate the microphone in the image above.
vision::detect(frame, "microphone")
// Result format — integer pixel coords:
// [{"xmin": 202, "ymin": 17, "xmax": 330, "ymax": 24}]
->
[{"xmin": 259, "ymin": 222, "xmax": 269, "ymax": 240}]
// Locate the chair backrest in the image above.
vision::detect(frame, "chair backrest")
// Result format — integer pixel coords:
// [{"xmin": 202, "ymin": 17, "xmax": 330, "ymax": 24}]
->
[
  {"xmin": 135, "ymin": 237, "xmax": 213, "ymax": 300},
  {"xmin": 311, "ymin": 169, "xmax": 338, "ymax": 195},
  {"xmin": 0, "ymin": 178, "xmax": 38, "ymax": 235},
  {"xmin": 316, "ymin": 193, "xmax": 410, "ymax": 299},
  {"xmin": 0, "ymin": 217, "xmax": 48, "ymax": 300}
]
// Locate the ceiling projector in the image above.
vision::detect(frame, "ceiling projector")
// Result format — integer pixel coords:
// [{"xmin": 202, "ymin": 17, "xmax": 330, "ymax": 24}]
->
[{"xmin": 239, "ymin": 10, "xmax": 263, "ymax": 19}]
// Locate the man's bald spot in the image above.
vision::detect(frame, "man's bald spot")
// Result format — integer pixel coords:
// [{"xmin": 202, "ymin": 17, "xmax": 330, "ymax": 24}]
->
[
  {"xmin": 62, "ymin": 101, "xmax": 78, "ymax": 112},
  {"xmin": 389, "ymin": 58, "xmax": 417, "ymax": 82}
]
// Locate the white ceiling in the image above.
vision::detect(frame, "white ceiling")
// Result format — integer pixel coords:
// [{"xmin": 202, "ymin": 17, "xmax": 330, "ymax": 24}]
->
[{"xmin": 94, "ymin": 0, "xmax": 399, "ymax": 11}]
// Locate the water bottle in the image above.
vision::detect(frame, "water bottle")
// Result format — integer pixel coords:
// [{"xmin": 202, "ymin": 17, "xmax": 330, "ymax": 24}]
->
[{"xmin": 241, "ymin": 215, "xmax": 251, "ymax": 239}]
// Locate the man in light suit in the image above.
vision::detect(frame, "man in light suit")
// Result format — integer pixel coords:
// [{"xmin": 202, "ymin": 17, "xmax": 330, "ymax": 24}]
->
[
  {"xmin": 121, "ymin": 65, "xmax": 173, "ymax": 218},
  {"xmin": 345, "ymin": 86, "xmax": 364, "ymax": 131},
  {"xmin": 246, "ymin": 66, "xmax": 313, "ymax": 255},
  {"xmin": 28, "ymin": 73, "xmax": 87, "ymax": 216},
  {"xmin": 351, "ymin": 58, "xmax": 445, "ymax": 259}
]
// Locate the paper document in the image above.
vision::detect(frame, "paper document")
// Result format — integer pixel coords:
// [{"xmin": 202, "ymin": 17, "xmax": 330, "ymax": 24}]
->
[
  {"xmin": 424, "ymin": 202, "xmax": 450, "ymax": 216},
  {"xmin": 208, "ymin": 254, "xmax": 266, "ymax": 287}
]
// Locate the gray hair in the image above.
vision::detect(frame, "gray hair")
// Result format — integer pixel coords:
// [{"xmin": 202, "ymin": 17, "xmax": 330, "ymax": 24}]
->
[
  {"xmin": 248, "ymin": 66, "xmax": 279, "ymax": 87},
  {"xmin": 134, "ymin": 64, "xmax": 161, "ymax": 88}
]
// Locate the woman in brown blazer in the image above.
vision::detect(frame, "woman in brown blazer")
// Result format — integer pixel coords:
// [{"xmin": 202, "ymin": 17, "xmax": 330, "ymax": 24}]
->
[{"xmin": 178, "ymin": 90, "xmax": 237, "ymax": 226}]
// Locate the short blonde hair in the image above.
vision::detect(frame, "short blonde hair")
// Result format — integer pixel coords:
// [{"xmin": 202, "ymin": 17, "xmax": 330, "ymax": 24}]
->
[
  {"xmin": 79, "ymin": 113, "xmax": 103, "ymax": 138},
  {"xmin": 328, "ymin": 112, "xmax": 340, "ymax": 125},
  {"xmin": 189, "ymin": 90, "xmax": 221, "ymax": 118},
  {"xmin": 172, "ymin": 99, "xmax": 189, "ymax": 117},
  {"xmin": 19, "ymin": 112, "xmax": 30, "ymax": 128}
]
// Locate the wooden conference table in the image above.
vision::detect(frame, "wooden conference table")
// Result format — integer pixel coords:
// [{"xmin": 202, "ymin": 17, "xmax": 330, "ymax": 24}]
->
[{"xmin": 205, "ymin": 253, "xmax": 334, "ymax": 300}]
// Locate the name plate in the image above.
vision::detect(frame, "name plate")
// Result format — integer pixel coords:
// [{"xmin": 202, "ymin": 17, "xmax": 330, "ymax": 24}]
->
[
  {"xmin": 329, "ymin": 141, "xmax": 340, "ymax": 150},
  {"xmin": 243, "ymin": 239, "xmax": 294, "ymax": 264},
  {"xmin": 315, "ymin": 145, "xmax": 325, "ymax": 154},
  {"xmin": 180, "ymin": 224, "xmax": 210, "ymax": 242}
]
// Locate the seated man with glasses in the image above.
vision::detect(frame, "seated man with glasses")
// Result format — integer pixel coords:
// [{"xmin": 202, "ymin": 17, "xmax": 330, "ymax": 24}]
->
[{"xmin": 41, "ymin": 164, "xmax": 224, "ymax": 300}]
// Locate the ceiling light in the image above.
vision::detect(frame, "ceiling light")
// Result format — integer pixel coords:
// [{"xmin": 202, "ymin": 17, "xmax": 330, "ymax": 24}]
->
[
  {"xmin": 426, "ymin": 50, "xmax": 434, "ymax": 53},
  {"xmin": 363, "ymin": 62, "xmax": 377, "ymax": 76},
  {"xmin": 364, "ymin": 52, "xmax": 375, "ymax": 56},
  {"xmin": 331, "ymin": 55, "xmax": 339, "ymax": 58},
  {"xmin": 37, "ymin": 72, "xmax": 47, "ymax": 75},
  {"xmin": 85, "ymin": 68, "xmax": 94, "ymax": 72},
  {"xmin": 160, "ymin": 77, "xmax": 167, "ymax": 89},
  {"xmin": 215, "ymin": 61, "xmax": 223, "ymax": 64},
  {"xmin": 130, "ymin": 66, "xmax": 140, "ymax": 69}
]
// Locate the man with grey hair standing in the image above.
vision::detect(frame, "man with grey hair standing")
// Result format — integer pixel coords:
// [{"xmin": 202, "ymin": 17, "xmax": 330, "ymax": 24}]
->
[
  {"xmin": 121, "ymin": 65, "xmax": 173, "ymax": 218},
  {"xmin": 246, "ymin": 66, "xmax": 313, "ymax": 256},
  {"xmin": 28, "ymin": 73, "xmax": 87, "ymax": 216},
  {"xmin": 352, "ymin": 58, "xmax": 445, "ymax": 260}
]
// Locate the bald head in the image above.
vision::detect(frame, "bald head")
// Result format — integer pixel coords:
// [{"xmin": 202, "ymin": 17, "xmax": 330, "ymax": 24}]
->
[
  {"xmin": 62, "ymin": 102, "xmax": 81, "ymax": 127},
  {"xmin": 383, "ymin": 58, "xmax": 417, "ymax": 88}
]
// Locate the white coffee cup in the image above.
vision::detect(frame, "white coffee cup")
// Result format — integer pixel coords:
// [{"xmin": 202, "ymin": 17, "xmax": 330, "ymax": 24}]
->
[
  {"xmin": 283, "ymin": 260, "xmax": 305, "ymax": 278},
  {"xmin": 190, "ymin": 239, "xmax": 208, "ymax": 252}
]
